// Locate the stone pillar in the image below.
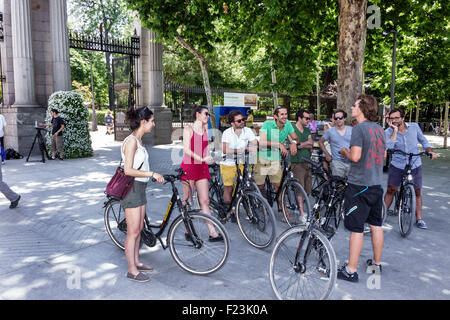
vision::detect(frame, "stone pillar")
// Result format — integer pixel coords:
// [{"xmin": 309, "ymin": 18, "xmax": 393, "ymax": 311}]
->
[
  {"xmin": 11, "ymin": 0, "xmax": 37, "ymax": 106},
  {"xmin": 144, "ymin": 30, "xmax": 172, "ymax": 145},
  {"xmin": 49, "ymin": 0, "xmax": 71, "ymax": 92}
]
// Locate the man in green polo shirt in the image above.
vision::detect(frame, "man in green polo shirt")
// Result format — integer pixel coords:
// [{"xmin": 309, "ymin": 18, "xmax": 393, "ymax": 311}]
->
[
  {"xmin": 254, "ymin": 106, "xmax": 298, "ymax": 193},
  {"xmin": 289, "ymin": 109, "xmax": 314, "ymax": 223}
]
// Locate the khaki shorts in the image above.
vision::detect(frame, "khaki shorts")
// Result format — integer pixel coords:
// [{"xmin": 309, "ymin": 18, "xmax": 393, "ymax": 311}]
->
[
  {"xmin": 51, "ymin": 135, "xmax": 63, "ymax": 153},
  {"xmin": 253, "ymin": 158, "xmax": 282, "ymax": 186},
  {"xmin": 330, "ymin": 160, "xmax": 351, "ymax": 178},
  {"xmin": 291, "ymin": 162, "xmax": 312, "ymax": 195},
  {"xmin": 220, "ymin": 164, "xmax": 244, "ymax": 187}
]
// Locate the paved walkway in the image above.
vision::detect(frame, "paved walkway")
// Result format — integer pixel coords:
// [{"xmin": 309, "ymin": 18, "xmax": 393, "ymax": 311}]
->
[{"xmin": 0, "ymin": 126, "xmax": 449, "ymax": 300}]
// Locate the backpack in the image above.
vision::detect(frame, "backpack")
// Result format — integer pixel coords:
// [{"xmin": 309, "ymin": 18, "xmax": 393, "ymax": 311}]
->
[{"xmin": 5, "ymin": 148, "xmax": 24, "ymax": 160}]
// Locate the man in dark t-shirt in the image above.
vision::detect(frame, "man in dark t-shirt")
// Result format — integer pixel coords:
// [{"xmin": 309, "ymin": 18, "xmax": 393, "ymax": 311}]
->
[
  {"xmin": 39, "ymin": 109, "xmax": 65, "ymax": 160},
  {"xmin": 337, "ymin": 95, "xmax": 386, "ymax": 283}
]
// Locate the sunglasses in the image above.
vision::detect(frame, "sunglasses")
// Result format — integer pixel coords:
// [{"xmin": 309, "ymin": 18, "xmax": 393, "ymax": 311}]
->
[
  {"xmin": 234, "ymin": 118, "xmax": 246, "ymax": 123},
  {"xmin": 203, "ymin": 112, "xmax": 210, "ymax": 117},
  {"xmin": 304, "ymin": 117, "xmax": 310, "ymax": 120},
  {"xmin": 334, "ymin": 116, "xmax": 344, "ymax": 120}
]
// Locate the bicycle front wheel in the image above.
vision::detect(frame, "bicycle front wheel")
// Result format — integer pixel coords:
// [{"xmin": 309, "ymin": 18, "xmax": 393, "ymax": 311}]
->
[
  {"xmin": 269, "ymin": 226, "xmax": 337, "ymax": 300},
  {"xmin": 168, "ymin": 212, "xmax": 230, "ymax": 275},
  {"xmin": 398, "ymin": 184, "xmax": 416, "ymax": 237},
  {"xmin": 281, "ymin": 180, "xmax": 311, "ymax": 227},
  {"xmin": 104, "ymin": 199, "xmax": 127, "ymax": 250},
  {"xmin": 235, "ymin": 191, "xmax": 276, "ymax": 248}
]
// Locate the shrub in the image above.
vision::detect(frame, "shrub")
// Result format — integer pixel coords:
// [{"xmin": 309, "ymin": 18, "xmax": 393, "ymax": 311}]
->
[
  {"xmin": 46, "ymin": 91, "xmax": 93, "ymax": 158},
  {"xmin": 89, "ymin": 109, "xmax": 107, "ymax": 125}
]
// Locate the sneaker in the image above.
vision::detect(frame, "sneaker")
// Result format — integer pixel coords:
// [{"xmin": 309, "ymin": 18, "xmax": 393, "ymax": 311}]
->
[
  {"xmin": 10, "ymin": 195, "xmax": 21, "ymax": 209},
  {"xmin": 208, "ymin": 234, "xmax": 224, "ymax": 242},
  {"xmin": 366, "ymin": 259, "xmax": 382, "ymax": 275},
  {"xmin": 126, "ymin": 272, "xmax": 150, "ymax": 283},
  {"xmin": 337, "ymin": 264, "xmax": 359, "ymax": 282},
  {"xmin": 387, "ymin": 209, "xmax": 397, "ymax": 216},
  {"xmin": 416, "ymin": 219, "xmax": 428, "ymax": 229}
]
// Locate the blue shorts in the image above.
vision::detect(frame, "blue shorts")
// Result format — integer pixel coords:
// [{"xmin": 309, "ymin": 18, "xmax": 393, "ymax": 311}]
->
[{"xmin": 387, "ymin": 165, "xmax": 422, "ymax": 189}]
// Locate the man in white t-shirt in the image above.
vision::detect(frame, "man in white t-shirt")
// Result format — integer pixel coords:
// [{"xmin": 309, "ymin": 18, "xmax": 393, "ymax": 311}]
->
[{"xmin": 221, "ymin": 110, "xmax": 257, "ymax": 221}]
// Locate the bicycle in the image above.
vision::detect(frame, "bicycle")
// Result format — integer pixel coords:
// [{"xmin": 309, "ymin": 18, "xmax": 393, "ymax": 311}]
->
[
  {"xmin": 104, "ymin": 168, "xmax": 230, "ymax": 275},
  {"xmin": 262, "ymin": 152, "xmax": 311, "ymax": 227},
  {"xmin": 269, "ymin": 188, "xmax": 337, "ymax": 299},
  {"xmin": 387, "ymin": 149, "xmax": 432, "ymax": 237},
  {"xmin": 208, "ymin": 151, "xmax": 277, "ymax": 249}
]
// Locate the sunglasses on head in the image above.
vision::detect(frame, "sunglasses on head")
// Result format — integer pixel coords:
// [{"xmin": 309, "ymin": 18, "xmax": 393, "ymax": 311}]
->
[
  {"xmin": 234, "ymin": 118, "xmax": 246, "ymax": 123},
  {"xmin": 334, "ymin": 116, "xmax": 344, "ymax": 120}
]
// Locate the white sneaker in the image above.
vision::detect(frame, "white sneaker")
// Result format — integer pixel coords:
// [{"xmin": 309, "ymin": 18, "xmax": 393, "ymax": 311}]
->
[{"xmin": 299, "ymin": 214, "xmax": 307, "ymax": 225}]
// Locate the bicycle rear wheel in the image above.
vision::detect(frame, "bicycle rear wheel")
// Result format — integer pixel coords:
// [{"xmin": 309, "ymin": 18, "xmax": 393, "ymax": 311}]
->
[
  {"xmin": 398, "ymin": 184, "xmax": 416, "ymax": 237},
  {"xmin": 235, "ymin": 191, "xmax": 276, "ymax": 248},
  {"xmin": 281, "ymin": 180, "xmax": 311, "ymax": 227},
  {"xmin": 104, "ymin": 199, "xmax": 127, "ymax": 250},
  {"xmin": 269, "ymin": 226, "xmax": 337, "ymax": 300},
  {"xmin": 168, "ymin": 212, "xmax": 230, "ymax": 275}
]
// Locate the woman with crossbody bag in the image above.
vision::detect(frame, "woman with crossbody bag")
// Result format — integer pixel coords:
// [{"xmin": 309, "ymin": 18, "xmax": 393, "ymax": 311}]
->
[{"xmin": 121, "ymin": 107, "xmax": 164, "ymax": 282}]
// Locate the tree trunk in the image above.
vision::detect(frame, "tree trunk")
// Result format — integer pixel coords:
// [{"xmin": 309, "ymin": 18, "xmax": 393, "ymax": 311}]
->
[
  {"xmin": 316, "ymin": 50, "xmax": 322, "ymax": 120},
  {"xmin": 270, "ymin": 59, "xmax": 278, "ymax": 108},
  {"xmin": 337, "ymin": 0, "xmax": 368, "ymax": 124},
  {"xmin": 89, "ymin": 57, "xmax": 98, "ymax": 131},
  {"xmin": 415, "ymin": 95, "xmax": 420, "ymax": 123},
  {"xmin": 444, "ymin": 101, "xmax": 449, "ymax": 148},
  {"xmin": 174, "ymin": 35, "xmax": 217, "ymax": 130}
]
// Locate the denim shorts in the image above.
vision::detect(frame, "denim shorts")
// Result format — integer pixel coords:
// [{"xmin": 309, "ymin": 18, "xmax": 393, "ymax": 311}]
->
[
  {"xmin": 387, "ymin": 165, "xmax": 422, "ymax": 189},
  {"xmin": 120, "ymin": 181, "xmax": 147, "ymax": 209}
]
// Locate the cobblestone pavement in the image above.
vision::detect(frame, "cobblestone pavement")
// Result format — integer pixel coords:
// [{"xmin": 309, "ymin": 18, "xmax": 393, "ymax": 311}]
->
[{"xmin": 0, "ymin": 126, "xmax": 449, "ymax": 300}]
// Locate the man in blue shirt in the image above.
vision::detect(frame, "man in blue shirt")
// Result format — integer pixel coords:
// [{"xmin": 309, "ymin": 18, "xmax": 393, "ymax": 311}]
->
[
  {"xmin": 319, "ymin": 109, "xmax": 352, "ymax": 177},
  {"xmin": 384, "ymin": 109, "xmax": 437, "ymax": 229}
]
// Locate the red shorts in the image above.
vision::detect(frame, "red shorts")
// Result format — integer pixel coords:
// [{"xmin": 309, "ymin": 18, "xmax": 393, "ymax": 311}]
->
[{"xmin": 180, "ymin": 163, "xmax": 210, "ymax": 181}]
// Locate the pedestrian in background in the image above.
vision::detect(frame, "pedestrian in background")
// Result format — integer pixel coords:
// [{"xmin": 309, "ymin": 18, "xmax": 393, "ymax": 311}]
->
[
  {"xmin": 0, "ymin": 161, "xmax": 21, "ymax": 209},
  {"xmin": 39, "ymin": 109, "xmax": 65, "ymax": 160}
]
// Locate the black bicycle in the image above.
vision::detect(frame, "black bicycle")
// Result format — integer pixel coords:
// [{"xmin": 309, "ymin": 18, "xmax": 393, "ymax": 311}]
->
[
  {"xmin": 388, "ymin": 149, "xmax": 432, "ymax": 237},
  {"xmin": 207, "ymin": 152, "xmax": 276, "ymax": 249},
  {"xmin": 269, "ymin": 192, "xmax": 337, "ymax": 299},
  {"xmin": 262, "ymin": 153, "xmax": 311, "ymax": 227},
  {"xmin": 104, "ymin": 168, "xmax": 230, "ymax": 275}
]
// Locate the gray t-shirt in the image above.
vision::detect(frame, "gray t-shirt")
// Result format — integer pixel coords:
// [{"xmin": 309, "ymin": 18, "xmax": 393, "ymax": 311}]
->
[
  {"xmin": 347, "ymin": 121, "xmax": 386, "ymax": 186},
  {"xmin": 322, "ymin": 126, "xmax": 352, "ymax": 162}
]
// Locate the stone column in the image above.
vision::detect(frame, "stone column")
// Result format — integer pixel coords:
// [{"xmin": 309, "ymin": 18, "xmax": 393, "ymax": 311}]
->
[
  {"xmin": 11, "ymin": 0, "xmax": 37, "ymax": 106},
  {"xmin": 145, "ymin": 30, "xmax": 172, "ymax": 145},
  {"xmin": 49, "ymin": 0, "xmax": 71, "ymax": 92}
]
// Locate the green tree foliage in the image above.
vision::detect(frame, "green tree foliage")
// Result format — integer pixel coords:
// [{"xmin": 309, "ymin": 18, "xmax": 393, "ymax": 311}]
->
[
  {"xmin": 70, "ymin": 49, "xmax": 109, "ymax": 107},
  {"xmin": 365, "ymin": 0, "xmax": 449, "ymax": 120}
]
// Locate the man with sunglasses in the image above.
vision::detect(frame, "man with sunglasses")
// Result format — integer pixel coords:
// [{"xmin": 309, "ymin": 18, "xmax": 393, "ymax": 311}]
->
[
  {"xmin": 319, "ymin": 109, "xmax": 353, "ymax": 177},
  {"xmin": 384, "ymin": 108, "xmax": 437, "ymax": 229},
  {"xmin": 221, "ymin": 110, "xmax": 257, "ymax": 221},
  {"xmin": 289, "ymin": 110, "xmax": 314, "ymax": 224}
]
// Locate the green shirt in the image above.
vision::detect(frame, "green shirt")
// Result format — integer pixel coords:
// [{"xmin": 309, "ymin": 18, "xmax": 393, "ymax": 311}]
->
[
  {"xmin": 258, "ymin": 120, "xmax": 295, "ymax": 161},
  {"xmin": 290, "ymin": 124, "xmax": 311, "ymax": 163}
]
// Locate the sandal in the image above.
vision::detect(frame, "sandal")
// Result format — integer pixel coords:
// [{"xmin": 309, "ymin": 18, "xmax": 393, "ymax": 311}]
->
[{"xmin": 126, "ymin": 272, "xmax": 150, "ymax": 282}]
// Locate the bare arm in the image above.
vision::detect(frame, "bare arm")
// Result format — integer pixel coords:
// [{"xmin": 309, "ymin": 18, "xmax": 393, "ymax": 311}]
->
[
  {"xmin": 340, "ymin": 146, "xmax": 362, "ymax": 163},
  {"xmin": 123, "ymin": 138, "xmax": 164, "ymax": 182}
]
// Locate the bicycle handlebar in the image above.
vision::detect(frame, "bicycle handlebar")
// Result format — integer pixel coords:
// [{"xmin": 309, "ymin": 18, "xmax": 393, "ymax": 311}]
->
[
  {"xmin": 152, "ymin": 168, "xmax": 186, "ymax": 183},
  {"xmin": 389, "ymin": 149, "xmax": 432, "ymax": 159}
]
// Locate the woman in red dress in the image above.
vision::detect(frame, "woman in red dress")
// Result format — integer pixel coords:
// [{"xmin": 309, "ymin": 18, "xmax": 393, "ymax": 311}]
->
[{"xmin": 180, "ymin": 106, "xmax": 223, "ymax": 241}]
